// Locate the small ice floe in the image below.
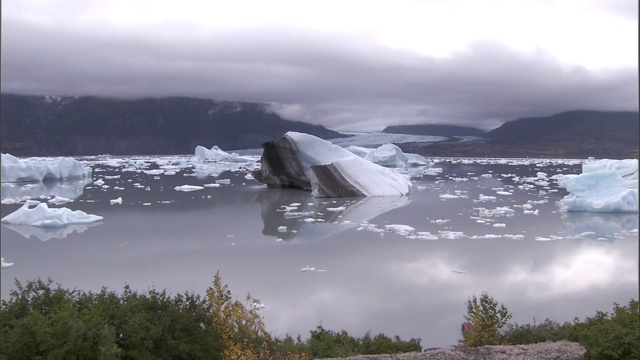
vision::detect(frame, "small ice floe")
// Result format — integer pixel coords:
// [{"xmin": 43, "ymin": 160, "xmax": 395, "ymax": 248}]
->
[
  {"xmin": 503, "ymin": 234, "xmax": 525, "ymax": 240},
  {"xmin": 49, "ymin": 196, "xmax": 73, "ymax": 205},
  {"xmin": 493, "ymin": 223, "xmax": 506, "ymax": 228},
  {"xmin": 523, "ymin": 209, "xmax": 539, "ymax": 215},
  {"xmin": 143, "ymin": 169, "xmax": 164, "ymax": 175},
  {"xmin": 326, "ymin": 206, "xmax": 346, "ymax": 212},
  {"xmin": 385, "ymin": 224, "xmax": 415, "ymax": 236},
  {"xmin": 439, "ymin": 231, "xmax": 466, "ymax": 239},
  {"xmin": 407, "ymin": 232, "xmax": 438, "ymax": 240},
  {"xmin": 303, "ymin": 218, "xmax": 316, "ymax": 223},
  {"xmin": 301, "ymin": 265, "xmax": 315, "ymax": 272},
  {"xmin": 277, "ymin": 226, "xmax": 288, "ymax": 232},
  {"xmin": 1, "ymin": 257, "xmax": 14, "ymax": 269},
  {"xmin": 252, "ymin": 302, "xmax": 267, "ymax": 310},
  {"xmin": 496, "ymin": 191, "xmax": 512, "ymax": 196},
  {"xmin": 215, "ymin": 179, "xmax": 231, "ymax": 185},
  {"xmin": 1, "ymin": 201, "xmax": 103, "ymax": 227},
  {"xmin": 439, "ymin": 194, "xmax": 460, "ymax": 199},
  {"xmin": 430, "ymin": 219, "xmax": 450, "ymax": 225},
  {"xmin": 110, "ymin": 197, "xmax": 123, "ymax": 205},
  {"xmin": 203, "ymin": 183, "xmax": 221, "ymax": 188},
  {"xmin": 244, "ymin": 173, "xmax": 255, "ymax": 180},
  {"xmin": 174, "ymin": 185, "xmax": 204, "ymax": 192},
  {"xmin": 93, "ymin": 179, "xmax": 105, "ymax": 186},
  {"xmin": 477, "ymin": 194, "xmax": 497, "ymax": 202},
  {"xmin": 451, "ymin": 269, "xmax": 467, "ymax": 274}
]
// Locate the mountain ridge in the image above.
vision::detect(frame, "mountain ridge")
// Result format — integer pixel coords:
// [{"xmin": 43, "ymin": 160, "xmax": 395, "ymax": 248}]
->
[{"xmin": 0, "ymin": 94, "xmax": 345, "ymax": 156}]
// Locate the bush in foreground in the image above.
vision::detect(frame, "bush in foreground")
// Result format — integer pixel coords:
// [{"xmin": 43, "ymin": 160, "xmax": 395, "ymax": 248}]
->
[{"xmin": 0, "ymin": 276, "xmax": 421, "ymax": 359}]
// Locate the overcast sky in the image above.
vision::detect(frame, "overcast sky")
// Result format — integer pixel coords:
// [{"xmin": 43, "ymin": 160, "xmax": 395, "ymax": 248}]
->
[{"xmin": 1, "ymin": 0, "xmax": 638, "ymax": 131}]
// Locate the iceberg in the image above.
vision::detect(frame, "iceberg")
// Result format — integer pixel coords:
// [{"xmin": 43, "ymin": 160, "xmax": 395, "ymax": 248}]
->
[
  {"xmin": 1, "ymin": 153, "xmax": 92, "ymax": 183},
  {"xmin": 556, "ymin": 159, "xmax": 638, "ymax": 212},
  {"xmin": 252, "ymin": 132, "xmax": 411, "ymax": 197},
  {"xmin": 1, "ymin": 201, "xmax": 103, "ymax": 227},
  {"xmin": 194, "ymin": 145, "xmax": 255, "ymax": 163}
]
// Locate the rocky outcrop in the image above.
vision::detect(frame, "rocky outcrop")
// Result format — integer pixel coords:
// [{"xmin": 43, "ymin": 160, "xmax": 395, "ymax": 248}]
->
[
  {"xmin": 322, "ymin": 341, "xmax": 587, "ymax": 360},
  {"xmin": 252, "ymin": 132, "xmax": 411, "ymax": 197}
]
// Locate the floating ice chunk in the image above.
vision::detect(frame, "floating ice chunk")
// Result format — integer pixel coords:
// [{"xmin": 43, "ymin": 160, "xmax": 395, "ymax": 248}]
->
[
  {"xmin": 110, "ymin": 197, "xmax": 123, "ymax": 205},
  {"xmin": 557, "ymin": 159, "xmax": 638, "ymax": 212},
  {"xmin": 194, "ymin": 145, "xmax": 255, "ymax": 162},
  {"xmin": 1, "ymin": 153, "xmax": 92, "ymax": 183},
  {"xmin": 93, "ymin": 179, "xmax": 105, "ymax": 186},
  {"xmin": 451, "ymin": 270, "xmax": 467, "ymax": 274},
  {"xmin": 174, "ymin": 185, "xmax": 205, "ymax": 192},
  {"xmin": 385, "ymin": 224, "xmax": 415, "ymax": 236},
  {"xmin": 49, "ymin": 196, "xmax": 73, "ymax": 205},
  {"xmin": 203, "ymin": 183, "xmax": 221, "ymax": 188},
  {"xmin": 439, "ymin": 194, "xmax": 461, "ymax": 199},
  {"xmin": 430, "ymin": 219, "xmax": 450, "ymax": 225},
  {"xmin": 277, "ymin": 226, "xmax": 288, "ymax": 232},
  {"xmin": 326, "ymin": 206, "xmax": 346, "ymax": 212},
  {"xmin": 493, "ymin": 223, "xmax": 506, "ymax": 228},
  {"xmin": 253, "ymin": 132, "xmax": 411, "ymax": 197},
  {"xmin": 301, "ymin": 265, "xmax": 315, "ymax": 272},
  {"xmin": 1, "ymin": 257, "xmax": 14, "ymax": 269},
  {"xmin": 215, "ymin": 179, "xmax": 231, "ymax": 185},
  {"xmin": 477, "ymin": 194, "xmax": 497, "ymax": 202},
  {"xmin": 1, "ymin": 202, "xmax": 103, "ymax": 227},
  {"xmin": 496, "ymin": 191, "xmax": 512, "ymax": 196}
]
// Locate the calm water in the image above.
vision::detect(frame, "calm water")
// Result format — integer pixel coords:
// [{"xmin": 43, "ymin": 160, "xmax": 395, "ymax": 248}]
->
[{"xmin": 1, "ymin": 156, "xmax": 638, "ymax": 348}]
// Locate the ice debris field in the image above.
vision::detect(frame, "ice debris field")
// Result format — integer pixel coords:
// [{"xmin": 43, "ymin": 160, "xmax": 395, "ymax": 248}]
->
[{"xmin": 1, "ymin": 132, "xmax": 638, "ymax": 251}]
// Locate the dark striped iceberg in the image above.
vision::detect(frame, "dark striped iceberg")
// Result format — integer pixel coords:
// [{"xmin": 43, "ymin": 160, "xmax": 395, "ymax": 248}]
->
[{"xmin": 252, "ymin": 132, "xmax": 411, "ymax": 197}]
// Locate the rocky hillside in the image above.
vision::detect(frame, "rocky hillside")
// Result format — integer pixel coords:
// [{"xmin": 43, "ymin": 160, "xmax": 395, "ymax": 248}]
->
[
  {"xmin": 0, "ymin": 94, "xmax": 345, "ymax": 156},
  {"xmin": 411, "ymin": 110, "xmax": 639, "ymax": 159}
]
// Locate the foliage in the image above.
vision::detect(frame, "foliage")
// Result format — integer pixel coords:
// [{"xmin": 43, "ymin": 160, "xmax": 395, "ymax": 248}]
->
[
  {"xmin": 0, "ymin": 278, "xmax": 222, "ymax": 360},
  {"xmin": 504, "ymin": 299, "xmax": 640, "ymax": 360},
  {"xmin": 0, "ymin": 275, "xmax": 423, "ymax": 359},
  {"xmin": 304, "ymin": 325, "xmax": 422, "ymax": 358},
  {"xmin": 460, "ymin": 292, "xmax": 512, "ymax": 347}
]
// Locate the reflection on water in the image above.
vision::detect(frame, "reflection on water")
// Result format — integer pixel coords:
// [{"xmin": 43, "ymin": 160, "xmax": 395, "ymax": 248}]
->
[
  {"xmin": 256, "ymin": 188, "xmax": 410, "ymax": 242},
  {"xmin": 1, "ymin": 178, "xmax": 91, "ymax": 204},
  {"xmin": 2, "ymin": 222, "xmax": 102, "ymax": 242},
  {"xmin": 561, "ymin": 212, "xmax": 639, "ymax": 241}
]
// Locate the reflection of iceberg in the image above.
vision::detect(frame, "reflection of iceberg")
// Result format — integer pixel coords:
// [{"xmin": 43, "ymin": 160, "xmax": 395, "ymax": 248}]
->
[
  {"xmin": 2, "ymin": 222, "xmax": 101, "ymax": 241},
  {"xmin": 561, "ymin": 212, "xmax": 639, "ymax": 241},
  {"xmin": 1, "ymin": 178, "xmax": 91, "ymax": 204},
  {"xmin": 256, "ymin": 188, "xmax": 410, "ymax": 242}
]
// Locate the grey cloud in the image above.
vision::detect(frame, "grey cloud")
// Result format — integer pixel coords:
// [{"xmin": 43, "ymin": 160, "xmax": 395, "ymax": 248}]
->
[{"xmin": 2, "ymin": 17, "xmax": 637, "ymax": 131}]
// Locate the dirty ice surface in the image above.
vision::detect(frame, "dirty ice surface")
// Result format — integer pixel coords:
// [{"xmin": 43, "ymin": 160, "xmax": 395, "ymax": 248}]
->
[{"xmin": 1, "ymin": 145, "xmax": 638, "ymax": 349}]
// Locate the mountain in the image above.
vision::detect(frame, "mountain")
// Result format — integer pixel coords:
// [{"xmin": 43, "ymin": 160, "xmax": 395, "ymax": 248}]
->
[
  {"xmin": 410, "ymin": 110, "xmax": 639, "ymax": 159},
  {"xmin": 0, "ymin": 94, "xmax": 345, "ymax": 156},
  {"xmin": 382, "ymin": 124, "xmax": 486, "ymax": 137}
]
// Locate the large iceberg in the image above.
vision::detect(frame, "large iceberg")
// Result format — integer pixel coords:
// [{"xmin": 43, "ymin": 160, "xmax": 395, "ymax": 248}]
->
[
  {"xmin": 1, "ymin": 153, "xmax": 92, "ymax": 183},
  {"xmin": 1, "ymin": 201, "xmax": 103, "ymax": 227},
  {"xmin": 556, "ymin": 159, "xmax": 638, "ymax": 212},
  {"xmin": 345, "ymin": 144, "xmax": 431, "ymax": 167},
  {"xmin": 252, "ymin": 132, "xmax": 411, "ymax": 197}
]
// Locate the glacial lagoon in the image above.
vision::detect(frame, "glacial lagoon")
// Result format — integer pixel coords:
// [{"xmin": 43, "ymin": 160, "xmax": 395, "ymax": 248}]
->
[{"xmin": 1, "ymin": 155, "xmax": 638, "ymax": 349}]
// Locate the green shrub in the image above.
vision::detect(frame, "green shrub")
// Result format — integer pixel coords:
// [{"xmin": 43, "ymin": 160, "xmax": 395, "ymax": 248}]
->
[
  {"xmin": 305, "ymin": 325, "xmax": 422, "ymax": 358},
  {"xmin": 460, "ymin": 292, "xmax": 512, "ymax": 347},
  {"xmin": 503, "ymin": 300, "xmax": 639, "ymax": 360}
]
